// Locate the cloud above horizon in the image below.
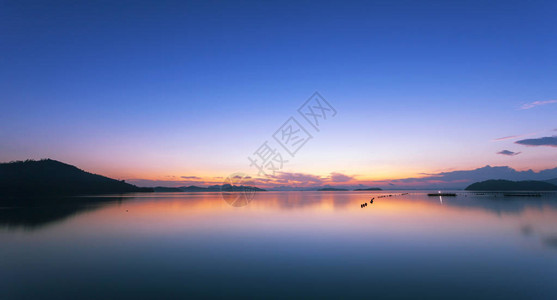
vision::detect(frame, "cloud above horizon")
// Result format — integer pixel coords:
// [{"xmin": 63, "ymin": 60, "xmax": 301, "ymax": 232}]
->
[
  {"xmin": 330, "ymin": 172, "xmax": 354, "ymax": 182},
  {"xmin": 520, "ymin": 100, "xmax": 557, "ymax": 110},
  {"xmin": 515, "ymin": 136, "xmax": 557, "ymax": 147},
  {"xmin": 181, "ymin": 175, "xmax": 201, "ymax": 180},
  {"xmin": 127, "ymin": 165, "xmax": 557, "ymax": 189},
  {"xmin": 497, "ymin": 150, "xmax": 521, "ymax": 156},
  {"xmin": 493, "ymin": 132, "xmax": 539, "ymax": 141},
  {"xmin": 271, "ymin": 172, "xmax": 324, "ymax": 185},
  {"xmin": 383, "ymin": 165, "xmax": 557, "ymax": 188}
]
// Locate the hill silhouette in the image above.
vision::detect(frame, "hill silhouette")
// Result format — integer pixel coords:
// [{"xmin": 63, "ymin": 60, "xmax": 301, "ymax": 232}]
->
[
  {"xmin": 0, "ymin": 159, "xmax": 153, "ymax": 196},
  {"xmin": 465, "ymin": 179, "xmax": 557, "ymax": 191}
]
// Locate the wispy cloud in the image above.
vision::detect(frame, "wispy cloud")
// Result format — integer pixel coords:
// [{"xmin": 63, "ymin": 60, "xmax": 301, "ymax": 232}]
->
[
  {"xmin": 515, "ymin": 136, "xmax": 557, "ymax": 147},
  {"xmin": 181, "ymin": 175, "xmax": 201, "ymax": 180},
  {"xmin": 520, "ymin": 100, "xmax": 557, "ymax": 110},
  {"xmin": 493, "ymin": 132, "xmax": 537, "ymax": 141},
  {"xmin": 497, "ymin": 150, "xmax": 521, "ymax": 156},
  {"xmin": 493, "ymin": 135, "xmax": 522, "ymax": 141}
]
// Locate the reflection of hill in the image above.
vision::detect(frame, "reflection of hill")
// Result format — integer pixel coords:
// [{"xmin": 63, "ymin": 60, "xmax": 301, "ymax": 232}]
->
[
  {"xmin": 0, "ymin": 196, "xmax": 122, "ymax": 230},
  {"xmin": 442, "ymin": 193, "xmax": 557, "ymax": 215}
]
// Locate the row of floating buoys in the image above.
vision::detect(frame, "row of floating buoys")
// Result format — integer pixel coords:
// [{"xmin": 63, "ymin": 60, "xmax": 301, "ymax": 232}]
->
[
  {"xmin": 361, "ymin": 197, "xmax": 375, "ymax": 208},
  {"xmin": 377, "ymin": 193, "xmax": 409, "ymax": 198},
  {"xmin": 361, "ymin": 193, "xmax": 410, "ymax": 208}
]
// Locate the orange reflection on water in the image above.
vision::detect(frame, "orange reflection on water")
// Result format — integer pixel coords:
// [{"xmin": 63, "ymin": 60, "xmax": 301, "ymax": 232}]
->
[{"xmin": 47, "ymin": 192, "xmax": 556, "ymax": 250}]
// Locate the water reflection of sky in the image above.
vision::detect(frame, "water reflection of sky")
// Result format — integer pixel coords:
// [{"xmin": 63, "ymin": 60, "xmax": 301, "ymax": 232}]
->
[{"xmin": 1, "ymin": 192, "xmax": 556, "ymax": 299}]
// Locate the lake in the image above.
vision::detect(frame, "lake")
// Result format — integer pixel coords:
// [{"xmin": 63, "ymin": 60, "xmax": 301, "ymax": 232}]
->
[{"xmin": 1, "ymin": 191, "xmax": 556, "ymax": 299}]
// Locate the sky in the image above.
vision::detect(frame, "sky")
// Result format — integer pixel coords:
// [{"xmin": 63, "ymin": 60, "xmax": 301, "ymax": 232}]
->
[{"xmin": 1, "ymin": 0, "xmax": 556, "ymax": 188}]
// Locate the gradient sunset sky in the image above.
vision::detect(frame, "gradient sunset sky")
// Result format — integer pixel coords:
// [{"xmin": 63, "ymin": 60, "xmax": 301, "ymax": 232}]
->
[{"xmin": 1, "ymin": 1, "xmax": 556, "ymax": 188}]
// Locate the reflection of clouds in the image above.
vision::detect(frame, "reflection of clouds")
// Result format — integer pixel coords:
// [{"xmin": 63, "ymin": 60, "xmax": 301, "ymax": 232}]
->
[
  {"xmin": 542, "ymin": 236, "xmax": 557, "ymax": 249},
  {"xmin": 252, "ymin": 191, "xmax": 353, "ymax": 210},
  {"xmin": 443, "ymin": 193, "xmax": 557, "ymax": 216},
  {"xmin": 4, "ymin": 192, "xmax": 557, "ymax": 237},
  {"xmin": 516, "ymin": 220, "xmax": 557, "ymax": 251},
  {"xmin": 520, "ymin": 225, "xmax": 533, "ymax": 236}
]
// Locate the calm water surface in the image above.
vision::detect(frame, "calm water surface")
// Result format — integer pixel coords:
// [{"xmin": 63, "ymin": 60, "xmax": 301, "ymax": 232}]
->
[{"xmin": 1, "ymin": 191, "xmax": 557, "ymax": 299}]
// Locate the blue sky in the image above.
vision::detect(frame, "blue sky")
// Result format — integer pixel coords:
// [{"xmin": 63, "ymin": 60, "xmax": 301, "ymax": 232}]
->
[{"xmin": 1, "ymin": 0, "xmax": 556, "ymax": 186}]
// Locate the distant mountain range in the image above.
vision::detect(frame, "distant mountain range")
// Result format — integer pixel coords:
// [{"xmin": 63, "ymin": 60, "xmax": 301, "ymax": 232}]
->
[
  {"xmin": 268, "ymin": 185, "xmax": 383, "ymax": 191},
  {"xmin": 154, "ymin": 185, "xmax": 266, "ymax": 192},
  {"xmin": 317, "ymin": 188, "xmax": 348, "ymax": 191},
  {"xmin": 316, "ymin": 187, "xmax": 382, "ymax": 191},
  {"xmin": 0, "ymin": 159, "xmax": 153, "ymax": 196},
  {"xmin": 465, "ymin": 180, "xmax": 557, "ymax": 191}
]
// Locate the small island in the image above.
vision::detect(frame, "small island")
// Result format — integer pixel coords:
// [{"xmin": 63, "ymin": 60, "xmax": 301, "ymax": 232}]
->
[
  {"xmin": 318, "ymin": 188, "xmax": 348, "ymax": 191},
  {"xmin": 354, "ymin": 187, "xmax": 382, "ymax": 191},
  {"xmin": 465, "ymin": 179, "xmax": 557, "ymax": 191}
]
